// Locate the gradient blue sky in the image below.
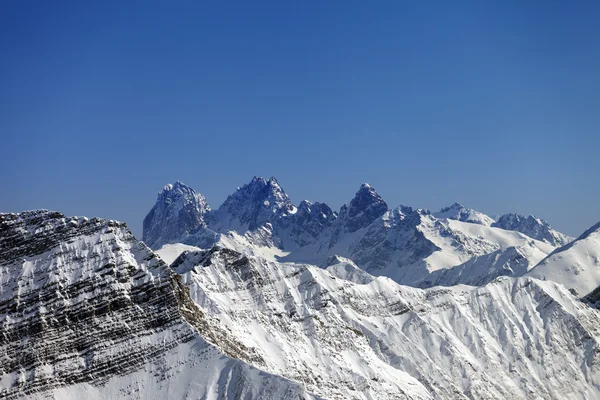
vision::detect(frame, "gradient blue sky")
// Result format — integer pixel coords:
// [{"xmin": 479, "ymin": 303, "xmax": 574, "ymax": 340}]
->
[{"xmin": 1, "ymin": 1, "xmax": 599, "ymax": 238}]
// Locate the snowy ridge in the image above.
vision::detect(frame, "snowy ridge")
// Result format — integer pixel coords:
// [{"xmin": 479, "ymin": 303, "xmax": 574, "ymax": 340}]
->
[
  {"xmin": 175, "ymin": 246, "xmax": 600, "ymax": 399},
  {"xmin": 0, "ymin": 211, "xmax": 316, "ymax": 399},
  {"xmin": 526, "ymin": 221, "xmax": 600, "ymax": 296},
  {"xmin": 433, "ymin": 202, "xmax": 495, "ymax": 226}
]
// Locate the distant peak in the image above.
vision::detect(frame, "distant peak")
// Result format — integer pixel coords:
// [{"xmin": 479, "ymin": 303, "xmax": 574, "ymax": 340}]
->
[
  {"xmin": 213, "ymin": 176, "xmax": 292, "ymax": 231},
  {"xmin": 439, "ymin": 202, "xmax": 464, "ymax": 213},
  {"xmin": 239, "ymin": 176, "xmax": 287, "ymax": 199},
  {"xmin": 144, "ymin": 182, "xmax": 210, "ymax": 248},
  {"xmin": 247, "ymin": 176, "xmax": 281, "ymax": 189},
  {"xmin": 351, "ymin": 183, "xmax": 385, "ymax": 204},
  {"xmin": 356, "ymin": 182, "xmax": 378, "ymax": 194},
  {"xmin": 298, "ymin": 200, "xmax": 313, "ymax": 211},
  {"xmin": 160, "ymin": 181, "xmax": 195, "ymax": 195},
  {"xmin": 344, "ymin": 182, "xmax": 388, "ymax": 232}
]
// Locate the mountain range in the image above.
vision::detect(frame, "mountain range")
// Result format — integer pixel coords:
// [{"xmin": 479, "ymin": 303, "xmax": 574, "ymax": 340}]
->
[
  {"xmin": 143, "ymin": 177, "xmax": 573, "ymax": 289},
  {"xmin": 2, "ymin": 176, "xmax": 600, "ymax": 399}
]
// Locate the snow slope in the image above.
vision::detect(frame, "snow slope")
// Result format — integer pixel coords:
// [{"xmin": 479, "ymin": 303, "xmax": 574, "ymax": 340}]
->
[
  {"xmin": 174, "ymin": 246, "xmax": 600, "ymax": 400},
  {"xmin": 156, "ymin": 242, "xmax": 203, "ymax": 264},
  {"xmin": 527, "ymin": 221, "xmax": 600, "ymax": 296},
  {"xmin": 433, "ymin": 202, "xmax": 495, "ymax": 226}
]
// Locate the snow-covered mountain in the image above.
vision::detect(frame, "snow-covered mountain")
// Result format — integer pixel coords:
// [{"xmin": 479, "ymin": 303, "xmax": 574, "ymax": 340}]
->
[
  {"xmin": 2, "ymin": 200, "xmax": 599, "ymax": 399},
  {"xmin": 143, "ymin": 177, "xmax": 567, "ymax": 288},
  {"xmin": 433, "ymin": 202, "xmax": 495, "ymax": 226},
  {"xmin": 172, "ymin": 245, "xmax": 600, "ymax": 399},
  {"xmin": 492, "ymin": 213, "xmax": 572, "ymax": 247},
  {"xmin": 209, "ymin": 176, "xmax": 297, "ymax": 233},
  {"xmin": 0, "ymin": 210, "xmax": 316, "ymax": 399},
  {"xmin": 526, "ymin": 221, "xmax": 600, "ymax": 297},
  {"xmin": 142, "ymin": 181, "xmax": 211, "ymax": 249}
]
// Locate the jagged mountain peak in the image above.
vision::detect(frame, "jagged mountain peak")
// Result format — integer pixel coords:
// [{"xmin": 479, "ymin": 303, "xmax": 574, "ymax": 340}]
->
[
  {"xmin": 229, "ymin": 176, "xmax": 290, "ymax": 205},
  {"xmin": 440, "ymin": 201, "xmax": 464, "ymax": 211},
  {"xmin": 343, "ymin": 182, "xmax": 388, "ymax": 232},
  {"xmin": 355, "ymin": 182, "xmax": 379, "ymax": 197},
  {"xmin": 298, "ymin": 199, "xmax": 312, "ymax": 211},
  {"xmin": 163, "ymin": 180, "xmax": 189, "ymax": 191},
  {"xmin": 156, "ymin": 180, "xmax": 209, "ymax": 206},
  {"xmin": 211, "ymin": 176, "xmax": 294, "ymax": 232},
  {"xmin": 143, "ymin": 181, "xmax": 211, "ymax": 249}
]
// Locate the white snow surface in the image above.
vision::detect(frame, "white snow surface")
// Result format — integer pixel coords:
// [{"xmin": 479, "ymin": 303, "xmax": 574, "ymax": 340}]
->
[
  {"xmin": 30, "ymin": 337, "xmax": 317, "ymax": 400},
  {"xmin": 156, "ymin": 242, "xmax": 203, "ymax": 264},
  {"xmin": 177, "ymin": 246, "xmax": 600, "ymax": 399},
  {"xmin": 433, "ymin": 202, "xmax": 496, "ymax": 226},
  {"xmin": 527, "ymin": 222, "xmax": 600, "ymax": 297}
]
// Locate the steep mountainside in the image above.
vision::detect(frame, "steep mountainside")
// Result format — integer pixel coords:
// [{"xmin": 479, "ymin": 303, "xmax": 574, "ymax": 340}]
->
[
  {"xmin": 142, "ymin": 182, "xmax": 211, "ymax": 249},
  {"xmin": 173, "ymin": 246, "xmax": 600, "ymax": 400},
  {"xmin": 209, "ymin": 176, "xmax": 296, "ymax": 233},
  {"xmin": 527, "ymin": 221, "xmax": 600, "ymax": 296},
  {"xmin": 0, "ymin": 211, "xmax": 316, "ymax": 399}
]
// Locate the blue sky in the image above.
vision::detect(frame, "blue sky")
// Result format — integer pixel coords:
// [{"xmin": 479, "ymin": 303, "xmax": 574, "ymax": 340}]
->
[{"xmin": 1, "ymin": 1, "xmax": 599, "ymax": 238}]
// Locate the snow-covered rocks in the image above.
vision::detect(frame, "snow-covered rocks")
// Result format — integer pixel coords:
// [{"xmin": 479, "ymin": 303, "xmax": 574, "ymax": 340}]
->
[
  {"xmin": 176, "ymin": 245, "xmax": 600, "ymax": 399},
  {"xmin": 0, "ymin": 211, "xmax": 315, "ymax": 399},
  {"xmin": 493, "ymin": 213, "xmax": 572, "ymax": 247},
  {"xmin": 142, "ymin": 181, "xmax": 211, "ymax": 249},
  {"xmin": 340, "ymin": 183, "xmax": 388, "ymax": 233},
  {"xmin": 209, "ymin": 176, "xmax": 295, "ymax": 233}
]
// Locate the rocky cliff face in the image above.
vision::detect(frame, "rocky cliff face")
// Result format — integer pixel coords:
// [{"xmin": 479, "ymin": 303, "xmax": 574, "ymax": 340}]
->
[
  {"xmin": 342, "ymin": 183, "xmax": 388, "ymax": 233},
  {"xmin": 276, "ymin": 200, "xmax": 337, "ymax": 247},
  {"xmin": 142, "ymin": 181, "xmax": 211, "ymax": 249},
  {"xmin": 209, "ymin": 176, "xmax": 295, "ymax": 233},
  {"xmin": 0, "ymin": 210, "xmax": 315, "ymax": 399}
]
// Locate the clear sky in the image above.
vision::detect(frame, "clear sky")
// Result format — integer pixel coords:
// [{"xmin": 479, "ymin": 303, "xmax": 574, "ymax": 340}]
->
[{"xmin": 1, "ymin": 1, "xmax": 599, "ymax": 238}]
